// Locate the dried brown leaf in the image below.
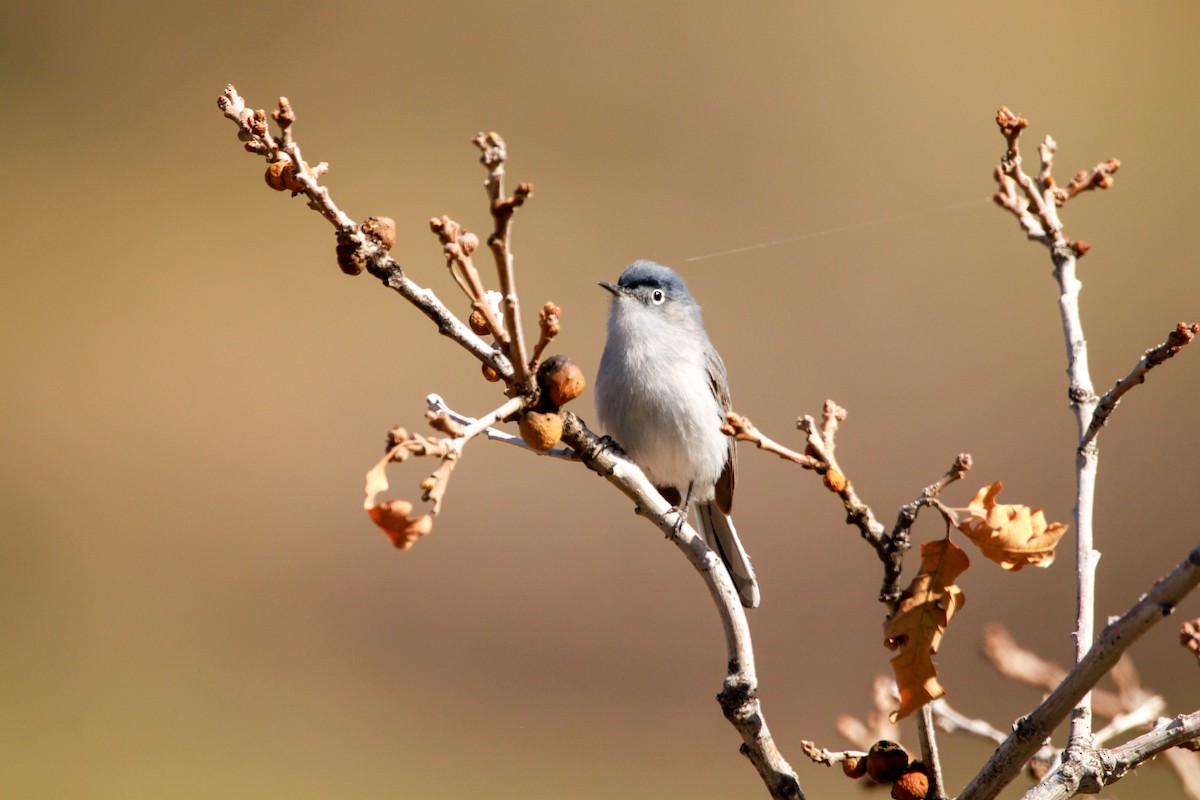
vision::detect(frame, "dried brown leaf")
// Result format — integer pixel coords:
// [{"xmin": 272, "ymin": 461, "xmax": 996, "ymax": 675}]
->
[
  {"xmin": 884, "ymin": 538, "xmax": 969, "ymax": 721},
  {"xmin": 367, "ymin": 501, "xmax": 433, "ymax": 550},
  {"xmin": 955, "ymin": 481, "xmax": 1067, "ymax": 570}
]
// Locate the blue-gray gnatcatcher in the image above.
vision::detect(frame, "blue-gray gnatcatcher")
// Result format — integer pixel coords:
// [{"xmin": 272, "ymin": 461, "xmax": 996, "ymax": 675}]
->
[{"xmin": 595, "ymin": 260, "xmax": 760, "ymax": 608}]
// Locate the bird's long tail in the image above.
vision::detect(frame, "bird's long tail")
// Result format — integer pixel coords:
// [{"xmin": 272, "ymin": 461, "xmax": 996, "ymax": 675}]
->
[{"xmin": 696, "ymin": 502, "xmax": 760, "ymax": 609}]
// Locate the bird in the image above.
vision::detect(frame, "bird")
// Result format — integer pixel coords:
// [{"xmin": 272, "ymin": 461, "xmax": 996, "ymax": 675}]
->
[{"xmin": 594, "ymin": 260, "xmax": 759, "ymax": 608}]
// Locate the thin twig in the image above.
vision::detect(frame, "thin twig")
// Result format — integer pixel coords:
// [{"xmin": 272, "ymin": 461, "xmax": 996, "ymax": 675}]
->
[
  {"xmin": 218, "ymin": 87, "xmax": 353, "ymax": 231},
  {"xmin": 722, "ymin": 411, "xmax": 823, "ymax": 469},
  {"xmin": 918, "ymin": 704, "xmax": 948, "ymax": 800},
  {"xmin": 798, "ymin": 741, "xmax": 865, "ymax": 768},
  {"xmin": 886, "ymin": 455, "xmax": 972, "ymax": 607},
  {"xmin": 1080, "ymin": 322, "xmax": 1200, "ymax": 450},
  {"xmin": 728, "ymin": 409, "xmax": 969, "ymax": 610},
  {"xmin": 474, "ymin": 132, "xmax": 533, "ymax": 393},
  {"xmin": 528, "ymin": 302, "xmax": 561, "ymax": 369},
  {"xmin": 426, "ymin": 394, "xmax": 579, "ymax": 460},
  {"xmin": 370, "ymin": 256, "xmax": 516, "ymax": 381},
  {"xmin": 930, "ymin": 699, "xmax": 1006, "ymax": 745}
]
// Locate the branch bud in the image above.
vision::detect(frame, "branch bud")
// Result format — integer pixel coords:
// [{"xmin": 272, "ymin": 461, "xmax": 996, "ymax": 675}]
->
[
  {"xmin": 281, "ymin": 160, "xmax": 309, "ymax": 193},
  {"xmin": 518, "ymin": 410, "xmax": 563, "ymax": 451},
  {"xmin": 536, "ymin": 355, "xmax": 586, "ymax": 408},
  {"xmin": 865, "ymin": 741, "xmax": 910, "ymax": 784},
  {"xmin": 264, "ymin": 160, "xmax": 289, "ymax": 192},
  {"xmin": 469, "ymin": 308, "xmax": 490, "ymax": 336},
  {"xmin": 891, "ymin": 769, "xmax": 929, "ymax": 800},
  {"xmin": 335, "ymin": 230, "xmax": 366, "ymax": 276},
  {"xmin": 361, "ymin": 216, "xmax": 396, "ymax": 251},
  {"xmin": 842, "ymin": 755, "xmax": 867, "ymax": 779},
  {"xmin": 823, "ymin": 468, "xmax": 848, "ymax": 493},
  {"xmin": 458, "ymin": 231, "xmax": 479, "ymax": 255},
  {"xmin": 271, "ymin": 96, "xmax": 295, "ymax": 128}
]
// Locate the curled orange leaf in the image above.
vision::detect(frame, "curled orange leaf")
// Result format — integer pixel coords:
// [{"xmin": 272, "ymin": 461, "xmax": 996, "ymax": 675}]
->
[
  {"xmin": 955, "ymin": 482, "xmax": 1067, "ymax": 570},
  {"xmin": 883, "ymin": 538, "xmax": 969, "ymax": 721},
  {"xmin": 368, "ymin": 500, "xmax": 433, "ymax": 550}
]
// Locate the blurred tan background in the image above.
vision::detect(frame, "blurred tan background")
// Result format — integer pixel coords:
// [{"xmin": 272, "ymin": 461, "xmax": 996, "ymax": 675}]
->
[{"xmin": 3, "ymin": 2, "xmax": 1198, "ymax": 798}]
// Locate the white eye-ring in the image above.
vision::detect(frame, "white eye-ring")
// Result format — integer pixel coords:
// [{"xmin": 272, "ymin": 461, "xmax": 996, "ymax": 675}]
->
[{"xmin": 650, "ymin": 289, "xmax": 666, "ymax": 305}]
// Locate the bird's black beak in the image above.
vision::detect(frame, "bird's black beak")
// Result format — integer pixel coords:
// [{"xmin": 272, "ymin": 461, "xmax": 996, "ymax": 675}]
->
[{"xmin": 598, "ymin": 280, "xmax": 621, "ymax": 296}]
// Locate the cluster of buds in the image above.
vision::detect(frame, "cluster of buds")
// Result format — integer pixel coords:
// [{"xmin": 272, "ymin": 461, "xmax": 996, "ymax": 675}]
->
[
  {"xmin": 336, "ymin": 216, "xmax": 396, "ymax": 276},
  {"xmin": 361, "ymin": 216, "xmax": 396, "ymax": 251},
  {"xmin": 995, "ymin": 106, "xmax": 1028, "ymax": 146},
  {"xmin": 430, "ymin": 216, "xmax": 480, "ymax": 261},
  {"xmin": 516, "ymin": 354, "xmax": 586, "ymax": 452},
  {"xmin": 262, "ymin": 156, "xmax": 330, "ymax": 196},
  {"xmin": 841, "ymin": 741, "xmax": 929, "ymax": 800}
]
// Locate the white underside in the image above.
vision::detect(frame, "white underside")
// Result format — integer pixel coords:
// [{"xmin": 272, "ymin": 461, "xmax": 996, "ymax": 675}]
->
[{"xmin": 595, "ymin": 300, "xmax": 726, "ymax": 496}]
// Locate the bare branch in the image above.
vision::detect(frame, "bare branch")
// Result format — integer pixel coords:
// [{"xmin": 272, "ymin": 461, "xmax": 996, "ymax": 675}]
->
[
  {"xmin": 991, "ymin": 106, "xmax": 1110, "ymax": 260},
  {"xmin": 217, "ymin": 86, "xmax": 516, "ymax": 384},
  {"xmin": 930, "ymin": 698, "xmax": 1006, "ymax": 744},
  {"xmin": 557, "ymin": 412, "xmax": 805, "ymax": 799},
  {"xmin": 730, "ymin": 405, "xmax": 970, "ymax": 610},
  {"xmin": 368, "ymin": 255, "xmax": 516, "ymax": 382},
  {"xmin": 992, "ymin": 105, "xmax": 1112, "ymax": 752},
  {"xmin": 722, "ymin": 411, "xmax": 823, "ymax": 469},
  {"xmin": 1025, "ymin": 712, "xmax": 1200, "ymax": 800},
  {"xmin": 798, "ymin": 740, "xmax": 866, "ymax": 769},
  {"xmin": 365, "ymin": 394, "xmax": 526, "ymax": 524},
  {"xmin": 1054, "ymin": 158, "xmax": 1121, "ymax": 206},
  {"xmin": 887, "ymin": 454, "xmax": 972, "ymax": 597},
  {"xmin": 918, "ymin": 703, "xmax": 949, "ymax": 800},
  {"xmin": 1081, "ymin": 322, "xmax": 1200, "ymax": 450},
  {"xmin": 474, "ymin": 132, "xmax": 534, "ymax": 393},
  {"xmin": 959, "ymin": 542, "xmax": 1200, "ymax": 800},
  {"xmin": 218, "ymin": 86, "xmax": 354, "ymax": 231}
]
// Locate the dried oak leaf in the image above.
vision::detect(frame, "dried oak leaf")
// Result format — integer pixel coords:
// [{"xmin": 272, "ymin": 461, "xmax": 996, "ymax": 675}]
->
[
  {"xmin": 367, "ymin": 500, "xmax": 433, "ymax": 550},
  {"xmin": 884, "ymin": 538, "xmax": 969, "ymax": 721},
  {"xmin": 955, "ymin": 481, "xmax": 1067, "ymax": 571},
  {"xmin": 363, "ymin": 443, "xmax": 434, "ymax": 549}
]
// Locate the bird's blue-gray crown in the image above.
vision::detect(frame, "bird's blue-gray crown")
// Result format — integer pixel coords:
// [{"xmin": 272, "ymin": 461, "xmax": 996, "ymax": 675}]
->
[{"xmin": 606, "ymin": 260, "xmax": 698, "ymax": 308}]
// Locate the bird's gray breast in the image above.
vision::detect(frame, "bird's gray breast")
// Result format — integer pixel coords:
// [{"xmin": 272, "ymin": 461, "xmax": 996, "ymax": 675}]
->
[{"xmin": 596, "ymin": 302, "xmax": 727, "ymax": 495}]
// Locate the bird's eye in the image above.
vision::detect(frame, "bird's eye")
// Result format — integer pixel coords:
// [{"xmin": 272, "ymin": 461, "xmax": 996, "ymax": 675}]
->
[{"xmin": 651, "ymin": 289, "xmax": 665, "ymax": 305}]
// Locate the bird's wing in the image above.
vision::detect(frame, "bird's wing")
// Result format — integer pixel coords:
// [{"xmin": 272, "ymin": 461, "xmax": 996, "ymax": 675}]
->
[{"xmin": 706, "ymin": 346, "xmax": 735, "ymax": 515}]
